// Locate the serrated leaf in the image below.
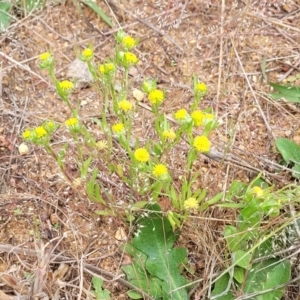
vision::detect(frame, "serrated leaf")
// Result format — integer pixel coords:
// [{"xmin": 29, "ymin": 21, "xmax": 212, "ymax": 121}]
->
[
  {"xmin": 92, "ymin": 276, "xmax": 111, "ymax": 300},
  {"xmin": 270, "ymin": 82, "xmax": 300, "ymax": 103},
  {"xmin": 123, "ymin": 204, "xmax": 188, "ymax": 299}
]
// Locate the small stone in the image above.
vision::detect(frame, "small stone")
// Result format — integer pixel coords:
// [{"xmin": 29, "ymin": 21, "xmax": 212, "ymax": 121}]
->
[
  {"xmin": 132, "ymin": 89, "xmax": 144, "ymax": 101},
  {"xmin": 18, "ymin": 143, "xmax": 29, "ymax": 155}
]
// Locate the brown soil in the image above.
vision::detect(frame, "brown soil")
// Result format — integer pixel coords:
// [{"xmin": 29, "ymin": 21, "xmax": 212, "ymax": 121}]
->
[{"xmin": 1, "ymin": 0, "xmax": 300, "ymax": 299}]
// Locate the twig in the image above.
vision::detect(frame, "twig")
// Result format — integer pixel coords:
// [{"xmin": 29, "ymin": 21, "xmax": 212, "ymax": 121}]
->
[{"xmin": 0, "ymin": 243, "xmax": 155, "ymax": 300}]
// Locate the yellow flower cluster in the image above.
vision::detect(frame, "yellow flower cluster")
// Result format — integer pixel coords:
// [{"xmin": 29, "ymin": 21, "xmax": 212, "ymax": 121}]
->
[
  {"xmin": 59, "ymin": 80, "xmax": 74, "ymax": 93},
  {"xmin": 65, "ymin": 118, "xmax": 78, "ymax": 127},
  {"xmin": 152, "ymin": 164, "xmax": 168, "ymax": 179},
  {"xmin": 134, "ymin": 148, "xmax": 150, "ymax": 163},
  {"xmin": 118, "ymin": 100, "xmax": 133, "ymax": 112},
  {"xmin": 96, "ymin": 140, "xmax": 108, "ymax": 151},
  {"xmin": 184, "ymin": 197, "xmax": 199, "ymax": 210},
  {"xmin": 82, "ymin": 48, "xmax": 93, "ymax": 60},
  {"xmin": 195, "ymin": 82, "xmax": 208, "ymax": 94},
  {"xmin": 253, "ymin": 186, "xmax": 264, "ymax": 197},
  {"xmin": 193, "ymin": 136, "xmax": 211, "ymax": 153},
  {"xmin": 191, "ymin": 110, "xmax": 204, "ymax": 127},
  {"xmin": 148, "ymin": 89, "xmax": 165, "ymax": 105},
  {"xmin": 99, "ymin": 63, "xmax": 115, "ymax": 75},
  {"xmin": 122, "ymin": 36, "xmax": 136, "ymax": 49},
  {"xmin": 174, "ymin": 109, "xmax": 188, "ymax": 121},
  {"xmin": 112, "ymin": 123, "xmax": 125, "ymax": 134},
  {"xmin": 39, "ymin": 52, "xmax": 51, "ymax": 61},
  {"xmin": 124, "ymin": 52, "xmax": 138, "ymax": 66},
  {"xmin": 35, "ymin": 126, "xmax": 47, "ymax": 138},
  {"xmin": 162, "ymin": 129, "xmax": 176, "ymax": 141}
]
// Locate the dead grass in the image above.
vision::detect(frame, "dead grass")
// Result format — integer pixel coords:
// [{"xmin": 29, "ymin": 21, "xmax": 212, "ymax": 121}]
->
[{"xmin": 1, "ymin": 0, "xmax": 300, "ymax": 299}]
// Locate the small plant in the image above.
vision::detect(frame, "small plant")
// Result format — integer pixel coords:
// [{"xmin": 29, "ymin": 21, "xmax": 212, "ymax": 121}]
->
[
  {"xmin": 91, "ymin": 276, "xmax": 111, "ymax": 300},
  {"xmin": 210, "ymin": 174, "xmax": 297, "ymax": 299}
]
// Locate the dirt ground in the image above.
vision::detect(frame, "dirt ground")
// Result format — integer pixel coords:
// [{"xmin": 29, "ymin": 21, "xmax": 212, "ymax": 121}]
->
[{"xmin": 1, "ymin": 0, "xmax": 300, "ymax": 299}]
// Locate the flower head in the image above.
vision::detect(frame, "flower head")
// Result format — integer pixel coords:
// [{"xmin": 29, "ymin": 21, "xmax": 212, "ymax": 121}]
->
[
  {"xmin": 96, "ymin": 140, "xmax": 108, "ymax": 151},
  {"xmin": 148, "ymin": 89, "xmax": 165, "ymax": 105},
  {"xmin": 112, "ymin": 123, "xmax": 125, "ymax": 135},
  {"xmin": 193, "ymin": 136, "xmax": 211, "ymax": 153},
  {"xmin": 174, "ymin": 109, "xmax": 191, "ymax": 123},
  {"xmin": 134, "ymin": 148, "xmax": 150, "ymax": 163},
  {"xmin": 59, "ymin": 80, "xmax": 74, "ymax": 94},
  {"xmin": 35, "ymin": 126, "xmax": 47, "ymax": 139},
  {"xmin": 123, "ymin": 52, "xmax": 138, "ymax": 67},
  {"xmin": 22, "ymin": 129, "xmax": 32, "ymax": 140},
  {"xmin": 191, "ymin": 110, "xmax": 204, "ymax": 127},
  {"xmin": 65, "ymin": 118, "xmax": 80, "ymax": 132},
  {"xmin": 81, "ymin": 47, "xmax": 94, "ymax": 61},
  {"xmin": 152, "ymin": 164, "xmax": 168, "ymax": 179},
  {"xmin": 162, "ymin": 129, "xmax": 176, "ymax": 141},
  {"xmin": 39, "ymin": 52, "xmax": 51, "ymax": 61},
  {"xmin": 43, "ymin": 121, "xmax": 57, "ymax": 134},
  {"xmin": 99, "ymin": 62, "xmax": 115, "ymax": 75},
  {"xmin": 39, "ymin": 52, "xmax": 53, "ymax": 69},
  {"xmin": 118, "ymin": 100, "xmax": 133, "ymax": 112},
  {"xmin": 122, "ymin": 35, "xmax": 137, "ymax": 50},
  {"xmin": 253, "ymin": 186, "xmax": 264, "ymax": 197},
  {"xmin": 195, "ymin": 82, "xmax": 208, "ymax": 95},
  {"xmin": 184, "ymin": 197, "xmax": 199, "ymax": 210}
]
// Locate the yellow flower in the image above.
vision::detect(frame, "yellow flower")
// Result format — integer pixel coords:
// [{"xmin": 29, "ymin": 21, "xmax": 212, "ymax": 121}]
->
[
  {"xmin": 184, "ymin": 197, "xmax": 199, "ymax": 210},
  {"xmin": 96, "ymin": 140, "xmax": 108, "ymax": 151},
  {"xmin": 43, "ymin": 121, "xmax": 56, "ymax": 133},
  {"xmin": 22, "ymin": 130, "xmax": 32, "ymax": 140},
  {"xmin": 35, "ymin": 126, "xmax": 47, "ymax": 138},
  {"xmin": 191, "ymin": 110, "xmax": 204, "ymax": 127},
  {"xmin": 134, "ymin": 148, "xmax": 150, "ymax": 163},
  {"xmin": 59, "ymin": 80, "xmax": 74, "ymax": 92},
  {"xmin": 162, "ymin": 129, "xmax": 176, "ymax": 141},
  {"xmin": 152, "ymin": 164, "xmax": 168, "ymax": 179},
  {"xmin": 72, "ymin": 178, "xmax": 83, "ymax": 188},
  {"xmin": 174, "ymin": 109, "xmax": 188, "ymax": 121},
  {"xmin": 253, "ymin": 186, "xmax": 264, "ymax": 197},
  {"xmin": 124, "ymin": 52, "xmax": 138, "ymax": 66},
  {"xmin": 148, "ymin": 89, "xmax": 165, "ymax": 105},
  {"xmin": 118, "ymin": 100, "xmax": 133, "ymax": 112},
  {"xmin": 193, "ymin": 136, "xmax": 211, "ymax": 153},
  {"xmin": 122, "ymin": 36, "xmax": 136, "ymax": 49},
  {"xmin": 39, "ymin": 52, "xmax": 51, "ymax": 61},
  {"xmin": 195, "ymin": 82, "xmax": 208, "ymax": 94},
  {"xmin": 82, "ymin": 48, "xmax": 93, "ymax": 59},
  {"xmin": 112, "ymin": 123, "xmax": 125, "ymax": 134},
  {"xmin": 65, "ymin": 118, "xmax": 78, "ymax": 127},
  {"xmin": 99, "ymin": 63, "xmax": 115, "ymax": 74}
]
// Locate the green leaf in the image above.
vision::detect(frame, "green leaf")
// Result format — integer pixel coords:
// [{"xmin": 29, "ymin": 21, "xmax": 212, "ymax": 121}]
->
[
  {"xmin": 270, "ymin": 82, "xmax": 300, "ymax": 103},
  {"xmin": 275, "ymin": 138, "xmax": 300, "ymax": 178},
  {"xmin": 81, "ymin": 0, "xmax": 113, "ymax": 27},
  {"xmin": 92, "ymin": 276, "xmax": 111, "ymax": 300},
  {"xmin": 210, "ymin": 273, "xmax": 235, "ymax": 300},
  {"xmin": 0, "ymin": 2, "xmax": 12, "ymax": 32},
  {"xmin": 127, "ymin": 290, "xmax": 143, "ymax": 299},
  {"xmin": 243, "ymin": 259, "xmax": 291, "ymax": 299},
  {"xmin": 234, "ymin": 266, "xmax": 245, "ymax": 284},
  {"xmin": 234, "ymin": 250, "xmax": 251, "ymax": 269},
  {"xmin": 123, "ymin": 204, "xmax": 188, "ymax": 299}
]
